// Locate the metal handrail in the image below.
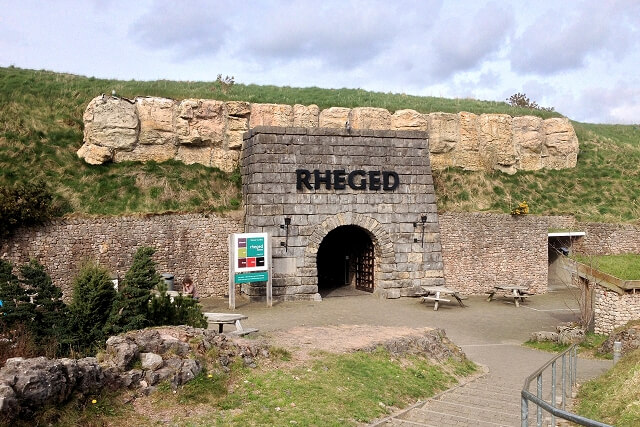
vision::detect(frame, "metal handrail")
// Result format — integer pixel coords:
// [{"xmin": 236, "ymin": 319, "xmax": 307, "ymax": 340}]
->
[{"xmin": 521, "ymin": 344, "xmax": 612, "ymax": 427}]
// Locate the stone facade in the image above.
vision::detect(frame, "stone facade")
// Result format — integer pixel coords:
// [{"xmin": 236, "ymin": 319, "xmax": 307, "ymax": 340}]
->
[
  {"xmin": 594, "ymin": 287, "xmax": 640, "ymax": 334},
  {"xmin": 439, "ymin": 213, "xmax": 574, "ymax": 295},
  {"xmin": 241, "ymin": 127, "xmax": 444, "ymax": 300},
  {"xmin": 3, "ymin": 208, "xmax": 640, "ymax": 302},
  {"xmin": 0, "ymin": 214, "xmax": 241, "ymax": 298},
  {"xmin": 79, "ymin": 96, "xmax": 579, "ymax": 174},
  {"xmin": 572, "ymin": 222, "xmax": 640, "ymax": 255}
]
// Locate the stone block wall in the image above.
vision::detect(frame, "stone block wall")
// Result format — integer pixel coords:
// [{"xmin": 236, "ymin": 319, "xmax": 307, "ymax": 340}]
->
[
  {"xmin": 594, "ymin": 287, "xmax": 640, "ymax": 334},
  {"xmin": 439, "ymin": 213, "xmax": 575, "ymax": 294},
  {"xmin": 573, "ymin": 222, "xmax": 640, "ymax": 255},
  {"xmin": 79, "ymin": 96, "xmax": 579, "ymax": 174},
  {"xmin": 0, "ymin": 214, "xmax": 241, "ymax": 298},
  {"xmin": 241, "ymin": 127, "xmax": 444, "ymax": 300}
]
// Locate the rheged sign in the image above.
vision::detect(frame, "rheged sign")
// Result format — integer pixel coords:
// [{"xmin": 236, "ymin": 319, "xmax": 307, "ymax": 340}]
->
[{"xmin": 296, "ymin": 169, "xmax": 399, "ymax": 191}]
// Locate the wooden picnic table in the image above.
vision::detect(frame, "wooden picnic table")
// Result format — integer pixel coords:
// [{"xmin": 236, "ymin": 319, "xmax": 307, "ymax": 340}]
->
[
  {"xmin": 486, "ymin": 285, "xmax": 531, "ymax": 307},
  {"xmin": 203, "ymin": 312, "xmax": 258, "ymax": 336},
  {"xmin": 420, "ymin": 286, "xmax": 467, "ymax": 311}
]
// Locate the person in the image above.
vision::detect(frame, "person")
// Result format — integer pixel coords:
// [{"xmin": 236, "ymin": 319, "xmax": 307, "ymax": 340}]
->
[{"xmin": 182, "ymin": 276, "xmax": 198, "ymax": 300}]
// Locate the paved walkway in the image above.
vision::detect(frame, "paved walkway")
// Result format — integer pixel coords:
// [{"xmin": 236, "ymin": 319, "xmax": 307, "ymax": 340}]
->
[{"xmin": 200, "ymin": 287, "xmax": 612, "ymax": 426}]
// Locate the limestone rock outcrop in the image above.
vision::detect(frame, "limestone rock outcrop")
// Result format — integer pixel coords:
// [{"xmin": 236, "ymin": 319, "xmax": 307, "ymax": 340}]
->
[
  {"xmin": 0, "ymin": 326, "xmax": 269, "ymax": 422},
  {"xmin": 78, "ymin": 95, "xmax": 580, "ymax": 174}
]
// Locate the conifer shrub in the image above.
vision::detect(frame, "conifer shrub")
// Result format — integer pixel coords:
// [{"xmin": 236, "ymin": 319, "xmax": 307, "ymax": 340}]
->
[
  {"xmin": 148, "ymin": 282, "xmax": 207, "ymax": 328},
  {"xmin": 104, "ymin": 246, "xmax": 161, "ymax": 335},
  {"xmin": 20, "ymin": 259, "xmax": 71, "ymax": 356},
  {"xmin": 0, "ymin": 259, "xmax": 34, "ymax": 328},
  {"xmin": 68, "ymin": 262, "xmax": 116, "ymax": 351}
]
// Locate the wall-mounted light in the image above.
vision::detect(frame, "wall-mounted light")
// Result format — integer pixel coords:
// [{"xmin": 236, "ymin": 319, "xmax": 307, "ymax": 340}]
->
[
  {"xmin": 280, "ymin": 217, "xmax": 291, "ymax": 251},
  {"xmin": 413, "ymin": 215, "xmax": 428, "ymax": 247}
]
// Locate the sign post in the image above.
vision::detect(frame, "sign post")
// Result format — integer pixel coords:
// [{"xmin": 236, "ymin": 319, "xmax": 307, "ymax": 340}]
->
[{"xmin": 229, "ymin": 232, "xmax": 272, "ymax": 309}]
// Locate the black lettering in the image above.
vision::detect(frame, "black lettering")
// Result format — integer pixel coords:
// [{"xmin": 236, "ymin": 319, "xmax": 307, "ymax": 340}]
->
[
  {"xmin": 333, "ymin": 170, "xmax": 346, "ymax": 190},
  {"xmin": 382, "ymin": 171, "xmax": 399, "ymax": 191},
  {"xmin": 368, "ymin": 171, "xmax": 381, "ymax": 190},
  {"xmin": 348, "ymin": 170, "xmax": 366, "ymax": 190},
  {"xmin": 314, "ymin": 170, "xmax": 332, "ymax": 190},
  {"xmin": 296, "ymin": 169, "xmax": 312, "ymax": 190}
]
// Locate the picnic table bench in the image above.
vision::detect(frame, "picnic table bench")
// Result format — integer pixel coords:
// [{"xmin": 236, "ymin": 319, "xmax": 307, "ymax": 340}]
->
[
  {"xmin": 420, "ymin": 286, "xmax": 467, "ymax": 311},
  {"xmin": 486, "ymin": 285, "xmax": 532, "ymax": 307},
  {"xmin": 203, "ymin": 312, "xmax": 259, "ymax": 336}
]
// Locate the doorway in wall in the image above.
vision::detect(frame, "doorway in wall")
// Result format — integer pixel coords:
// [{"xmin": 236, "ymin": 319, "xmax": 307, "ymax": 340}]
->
[{"xmin": 316, "ymin": 225, "xmax": 375, "ymax": 297}]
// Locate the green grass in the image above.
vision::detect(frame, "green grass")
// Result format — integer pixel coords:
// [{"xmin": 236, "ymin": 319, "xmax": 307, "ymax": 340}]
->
[
  {"xmin": 524, "ymin": 332, "xmax": 610, "ymax": 359},
  {"xmin": 572, "ymin": 254, "xmax": 640, "ymax": 280},
  {"xmin": 32, "ymin": 349, "xmax": 475, "ymax": 426},
  {"xmin": 2, "ymin": 66, "xmax": 640, "ymax": 222},
  {"xmin": 575, "ymin": 348, "xmax": 640, "ymax": 426}
]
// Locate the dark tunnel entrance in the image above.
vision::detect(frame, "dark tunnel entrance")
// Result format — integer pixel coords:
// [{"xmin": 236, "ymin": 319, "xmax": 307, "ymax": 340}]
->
[{"xmin": 316, "ymin": 225, "xmax": 374, "ymax": 297}]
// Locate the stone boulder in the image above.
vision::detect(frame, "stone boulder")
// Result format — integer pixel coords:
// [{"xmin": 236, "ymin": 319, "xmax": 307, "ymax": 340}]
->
[
  {"xmin": 513, "ymin": 116, "xmax": 544, "ymax": 171},
  {"xmin": 0, "ymin": 356, "xmax": 103, "ymax": 419},
  {"xmin": 479, "ymin": 114, "xmax": 516, "ymax": 174},
  {"xmin": 249, "ymin": 103, "xmax": 294, "ymax": 128},
  {"xmin": 319, "ymin": 107, "xmax": 351, "ymax": 128},
  {"xmin": 0, "ymin": 326, "xmax": 271, "ymax": 422},
  {"xmin": 362, "ymin": 328, "xmax": 466, "ymax": 362},
  {"xmin": 543, "ymin": 118, "xmax": 579, "ymax": 169},
  {"xmin": 601, "ymin": 323, "xmax": 640, "ymax": 354},
  {"xmin": 105, "ymin": 335, "xmax": 139, "ymax": 370},
  {"xmin": 175, "ymin": 99, "xmax": 226, "ymax": 146},
  {"xmin": 349, "ymin": 107, "xmax": 392, "ymax": 130},
  {"xmin": 391, "ymin": 109, "xmax": 428, "ymax": 131},
  {"xmin": 428, "ymin": 112, "xmax": 459, "ymax": 169},
  {"xmin": 293, "ymin": 104, "xmax": 320, "ymax": 128},
  {"xmin": 82, "ymin": 95, "xmax": 139, "ymax": 151},
  {"xmin": 136, "ymin": 97, "xmax": 177, "ymax": 145},
  {"xmin": 455, "ymin": 112, "xmax": 482, "ymax": 170},
  {"xmin": 76, "ymin": 143, "xmax": 113, "ymax": 165}
]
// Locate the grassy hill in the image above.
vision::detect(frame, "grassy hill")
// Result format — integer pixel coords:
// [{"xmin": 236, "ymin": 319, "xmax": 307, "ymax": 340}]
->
[{"xmin": 1, "ymin": 66, "xmax": 639, "ymax": 223}]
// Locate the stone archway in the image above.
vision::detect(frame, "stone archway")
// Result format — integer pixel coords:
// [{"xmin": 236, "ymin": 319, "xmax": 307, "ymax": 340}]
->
[{"xmin": 303, "ymin": 213, "xmax": 395, "ymax": 295}]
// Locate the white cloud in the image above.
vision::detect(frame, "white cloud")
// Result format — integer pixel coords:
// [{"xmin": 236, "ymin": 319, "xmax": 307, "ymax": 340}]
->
[{"xmin": 510, "ymin": 0, "xmax": 640, "ymax": 75}]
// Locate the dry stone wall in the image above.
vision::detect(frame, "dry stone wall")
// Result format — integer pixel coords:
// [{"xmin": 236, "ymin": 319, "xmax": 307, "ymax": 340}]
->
[
  {"xmin": 572, "ymin": 222, "xmax": 640, "ymax": 255},
  {"xmin": 439, "ymin": 213, "xmax": 575, "ymax": 295},
  {"xmin": 3, "ymin": 211, "xmax": 640, "ymax": 300},
  {"xmin": 0, "ymin": 213, "xmax": 241, "ymax": 298},
  {"xmin": 594, "ymin": 287, "xmax": 640, "ymax": 334},
  {"xmin": 79, "ymin": 96, "xmax": 579, "ymax": 174}
]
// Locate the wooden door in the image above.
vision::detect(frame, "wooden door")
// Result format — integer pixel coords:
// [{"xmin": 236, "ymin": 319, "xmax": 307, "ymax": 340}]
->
[{"xmin": 355, "ymin": 242, "xmax": 374, "ymax": 292}]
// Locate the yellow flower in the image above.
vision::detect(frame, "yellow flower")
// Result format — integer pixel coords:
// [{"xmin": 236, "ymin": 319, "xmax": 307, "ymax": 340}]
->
[
  {"xmin": 91, "ymin": 399, "xmax": 97, "ymax": 404},
  {"xmin": 207, "ymin": 374, "xmax": 213, "ymax": 378}
]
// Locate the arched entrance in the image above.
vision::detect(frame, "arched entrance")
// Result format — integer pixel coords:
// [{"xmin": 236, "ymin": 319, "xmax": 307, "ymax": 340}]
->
[{"xmin": 316, "ymin": 225, "xmax": 375, "ymax": 296}]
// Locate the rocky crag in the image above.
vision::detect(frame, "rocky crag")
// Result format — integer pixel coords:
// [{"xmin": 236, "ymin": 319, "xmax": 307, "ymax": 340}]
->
[
  {"xmin": 0, "ymin": 326, "xmax": 268, "ymax": 422},
  {"xmin": 79, "ymin": 96, "xmax": 579, "ymax": 175}
]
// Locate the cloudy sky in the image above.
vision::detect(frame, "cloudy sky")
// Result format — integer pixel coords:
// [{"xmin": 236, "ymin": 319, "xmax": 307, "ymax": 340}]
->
[{"xmin": 1, "ymin": 0, "xmax": 639, "ymax": 124}]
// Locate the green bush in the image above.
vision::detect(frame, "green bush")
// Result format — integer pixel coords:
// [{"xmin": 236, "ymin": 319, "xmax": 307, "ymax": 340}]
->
[
  {"xmin": 104, "ymin": 247, "xmax": 161, "ymax": 335},
  {"xmin": 0, "ymin": 181, "xmax": 58, "ymax": 238},
  {"xmin": 0, "ymin": 259, "xmax": 34, "ymax": 329},
  {"xmin": 68, "ymin": 262, "xmax": 116, "ymax": 351},
  {"xmin": 20, "ymin": 259, "xmax": 71, "ymax": 355},
  {"xmin": 148, "ymin": 282, "xmax": 207, "ymax": 328}
]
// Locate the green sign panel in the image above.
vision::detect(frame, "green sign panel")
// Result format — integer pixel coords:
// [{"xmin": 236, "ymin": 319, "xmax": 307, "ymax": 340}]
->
[
  {"xmin": 246, "ymin": 237, "xmax": 265, "ymax": 257},
  {"xmin": 234, "ymin": 271, "xmax": 269, "ymax": 284}
]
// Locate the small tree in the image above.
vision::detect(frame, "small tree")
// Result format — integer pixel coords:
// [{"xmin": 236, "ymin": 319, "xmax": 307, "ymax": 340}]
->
[
  {"xmin": 0, "ymin": 259, "xmax": 34, "ymax": 329},
  {"xmin": 104, "ymin": 247, "xmax": 162, "ymax": 335},
  {"xmin": 148, "ymin": 282, "xmax": 207, "ymax": 328},
  {"xmin": 68, "ymin": 262, "xmax": 116, "ymax": 350},
  {"xmin": 20, "ymin": 259, "xmax": 70, "ymax": 354}
]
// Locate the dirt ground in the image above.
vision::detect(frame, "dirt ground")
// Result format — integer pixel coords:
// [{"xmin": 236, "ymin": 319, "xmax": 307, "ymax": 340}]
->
[{"xmin": 262, "ymin": 325, "xmax": 435, "ymax": 360}]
